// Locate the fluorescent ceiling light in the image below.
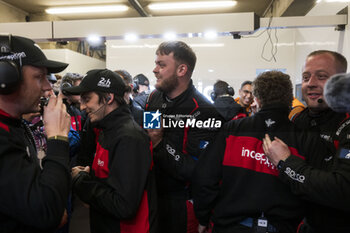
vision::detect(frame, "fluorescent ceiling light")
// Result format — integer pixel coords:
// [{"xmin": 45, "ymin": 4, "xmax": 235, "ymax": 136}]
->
[
  {"xmin": 124, "ymin": 33, "xmax": 139, "ymax": 42},
  {"xmin": 46, "ymin": 5, "xmax": 128, "ymax": 14},
  {"xmin": 148, "ymin": 1, "xmax": 237, "ymax": 10},
  {"xmin": 87, "ymin": 35, "xmax": 103, "ymax": 46},
  {"xmin": 111, "ymin": 43, "xmax": 224, "ymax": 49},
  {"xmin": 163, "ymin": 32, "xmax": 177, "ymax": 40},
  {"xmin": 325, "ymin": 0, "xmax": 350, "ymax": 2},
  {"xmin": 204, "ymin": 30, "xmax": 218, "ymax": 40}
]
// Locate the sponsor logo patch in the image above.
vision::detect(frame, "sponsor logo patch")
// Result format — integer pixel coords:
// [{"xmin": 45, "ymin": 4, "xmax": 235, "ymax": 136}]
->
[
  {"xmin": 339, "ymin": 148, "xmax": 350, "ymax": 159},
  {"xmin": 97, "ymin": 77, "xmax": 111, "ymax": 88}
]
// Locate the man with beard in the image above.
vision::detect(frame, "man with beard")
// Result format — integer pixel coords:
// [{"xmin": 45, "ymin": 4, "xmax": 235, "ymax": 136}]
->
[
  {"xmin": 145, "ymin": 41, "xmax": 223, "ymax": 233},
  {"xmin": 0, "ymin": 34, "xmax": 71, "ymax": 232},
  {"xmin": 235, "ymin": 80, "xmax": 254, "ymax": 116}
]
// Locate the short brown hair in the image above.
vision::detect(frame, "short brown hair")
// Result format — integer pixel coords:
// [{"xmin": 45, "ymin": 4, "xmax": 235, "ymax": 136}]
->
[
  {"xmin": 307, "ymin": 50, "xmax": 347, "ymax": 73},
  {"xmin": 253, "ymin": 71, "xmax": 293, "ymax": 108},
  {"xmin": 156, "ymin": 41, "xmax": 197, "ymax": 74}
]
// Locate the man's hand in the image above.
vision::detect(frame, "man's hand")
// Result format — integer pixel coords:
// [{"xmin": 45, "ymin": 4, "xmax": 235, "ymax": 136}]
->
[
  {"xmin": 43, "ymin": 93, "xmax": 71, "ymax": 138},
  {"xmin": 71, "ymin": 166, "xmax": 90, "ymax": 179},
  {"xmin": 262, "ymin": 134, "xmax": 291, "ymax": 166},
  {"xmin": 147, "ymin": 128, "xmax": 163, "ymax": 148}
]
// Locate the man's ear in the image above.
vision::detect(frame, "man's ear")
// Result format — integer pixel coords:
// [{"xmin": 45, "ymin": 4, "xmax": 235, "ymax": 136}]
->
[{"xmin": 177, "ymin": 64, "xmax": 188, "ymax": 76}]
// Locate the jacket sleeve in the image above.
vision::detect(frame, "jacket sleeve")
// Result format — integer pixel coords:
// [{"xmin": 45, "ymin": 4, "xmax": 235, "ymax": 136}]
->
[
  {"xmin": 153, "ymin": 114, "xmax": 221, "ymax": 181},
  {"xmin": 0, "ymin": 132, "xmax": 71, "ymax": 230},
  {"xmin": 73, "ymin": 135, "xmax": 151, "ymax": 219},
  {"xmin": 278, "ymin": 125, "xmax": 350, "ymax": 211},
  {"xmin": 76, "ymin": 119, "xmax": 96, "ymax": 166},
  {"xmin": 192, "ymin": 128, "xmax": 226, "ymax": 226}
]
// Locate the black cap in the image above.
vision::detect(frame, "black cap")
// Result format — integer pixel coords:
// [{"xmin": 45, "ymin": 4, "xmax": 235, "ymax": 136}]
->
[
  {"xmin": 0, "ymin": 35, "xmax": 68, "ymax": 73},
  {"xmin": 134, "ymin": 73, "xmax": 149, "ymax": 86},
  {"xmin": 324, "ymin": 73, "xmax": 350, "ymax": 113},
  {"xmin": 63, "ymin": 69, "xmax": 126, "ymax": 96}
]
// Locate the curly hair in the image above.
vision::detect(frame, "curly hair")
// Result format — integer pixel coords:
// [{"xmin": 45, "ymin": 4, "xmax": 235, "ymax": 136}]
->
[
  {"xmin": 253, "ymin": 71, "xmax": 293, "ymax": 108},
  {"xmin": 156, "ymin": 41, "xmax": 196, "ymax": 74}
]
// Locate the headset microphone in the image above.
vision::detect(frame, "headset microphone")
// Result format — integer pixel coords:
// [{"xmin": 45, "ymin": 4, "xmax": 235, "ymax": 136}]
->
[
  {"xmin": 317, "ymin": 98, "xmax": 323, "ymax": 104},
  {"xmin": 89, "ymin": 97, "xmax": 110, "ymax": 115}
]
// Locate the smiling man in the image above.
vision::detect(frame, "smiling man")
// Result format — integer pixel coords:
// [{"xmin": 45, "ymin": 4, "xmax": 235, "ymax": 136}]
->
[
  {"xmin": 64, "ymin": 69, "xmax": 158, "ymax": 233},
  {"xmin": 264, "ymin": 50, "xmax": 350, "ymax": 233}
]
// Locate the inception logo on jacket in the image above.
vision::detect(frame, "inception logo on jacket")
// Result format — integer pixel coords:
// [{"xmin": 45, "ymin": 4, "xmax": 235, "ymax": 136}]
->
[{"xmin": 143, "ymin": 110, "xmax": 221, "ymax": 129}]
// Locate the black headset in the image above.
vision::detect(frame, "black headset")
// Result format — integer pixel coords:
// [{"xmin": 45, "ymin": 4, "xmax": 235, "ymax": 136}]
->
[
  {"xmin": 0, "ymin": 34, "xmax": 22, "ymax": 94},
  {"xmin": 211, "ymin": 85, "xmax": 235, "ymax": 101},
  {"xmin": 132, "ymin": 78, "xmax": 140, "ymax": 93}
]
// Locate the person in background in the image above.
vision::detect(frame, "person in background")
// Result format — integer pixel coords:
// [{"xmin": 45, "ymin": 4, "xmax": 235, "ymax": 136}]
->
[
  {"xmin": 193, "ymin": 71, "xmax": 330, "ymax": 233},
  {"xmin": 235, "ymin": 80, "xmax": 254, "ymax": 116},
  {"xmin": 289, "ymin": 97, "xmax": 305, "ymax": 120},
  {"xmin": 146, "ymin": 41, "xmax": 223, "ymax": 233},
  {"xmin": 263, "ymin": 50, "xmax": 350, "ymax": 233},
  {"xmin": 211, "ymin": 80, "xmax": 246, "ymax": 121},
  {"xmin": 65, "ymin": 69, "xmax": 158, "ymax": 233},
  {"xmin": 61, "ymin": 72, "xmax": 85, "ymax": 134},
  {"xmin": 0, "ymin": 34, "xmax": 71, "ymax": 232},
  {"xmin": 115, "ymin": 69, "xmax": 143, "ymax": 125},
  {"xmin": 133, "ymin": 73, "xmax": 151, "ymax": 109}
]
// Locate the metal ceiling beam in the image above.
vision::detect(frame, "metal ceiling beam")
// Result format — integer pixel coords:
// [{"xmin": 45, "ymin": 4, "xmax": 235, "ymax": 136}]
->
[
  {"xmin": 282, "ymin": 0, "xmax": 317, "ymax": 16},
  {"xmin": 128, "ymin": 0, "xmax": 150, "ymax": 17},
  {"xmin": 263, "ymin": 0, "xmax": 296, "ymax": 17}
]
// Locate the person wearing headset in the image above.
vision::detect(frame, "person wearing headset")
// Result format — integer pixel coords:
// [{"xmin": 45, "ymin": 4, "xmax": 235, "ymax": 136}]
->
[
  {"xmin": 263, "ymin": 50, "xmax": 350, "ymax": 233},
  {"xmin": 115, "ymin": 69, "xmax": 143, "ymax": 126},
  {"xmin": 64, "ymin": 69, "xmax": 158, "ymax": 233},
  {"xmin": 0, "ymin": 35, "xmax": 71, "ymax": 232},
  {"xmin": 211, "ymin": 80, "xmax": 246, "ymax": 121},
  {"xmin": 132, "ymin": 73, "xmax": 151, "ymax": 109}
]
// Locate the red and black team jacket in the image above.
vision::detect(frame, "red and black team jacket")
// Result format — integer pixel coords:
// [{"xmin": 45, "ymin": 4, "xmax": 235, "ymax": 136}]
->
[
  {"xmin": 292, "ymin": 108, "xmax": 350, "ymax": 233},
  {"xmin": 145, "ymin": 82, "xmax": 223, "ymax": 198},
  {"xmin": 0, "ymin": 109, "xmax": 71, "ymax": 233},
  {"xmin": 193, "ymin": 104, "xmax": 333, "ymax": 233},
  {"xmin": 72, "ymin": 105, "xmax": 158, "ymax": 233}
]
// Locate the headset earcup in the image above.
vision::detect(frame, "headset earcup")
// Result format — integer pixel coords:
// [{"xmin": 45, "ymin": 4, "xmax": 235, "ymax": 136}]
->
[
  {"xmin": 210, "ymin": 91, "xmax": 216, "ymax": 101},
  {"xmin": 0, "ymin": 60, "xmax": 21, "ymax": 94},
  {"xmin": 227, "ymin": 86, "xmax": 235, "ymax": 96},
  {"xmin": 133, "ymin": 81, "xmax": 139, "ymax": 93}
]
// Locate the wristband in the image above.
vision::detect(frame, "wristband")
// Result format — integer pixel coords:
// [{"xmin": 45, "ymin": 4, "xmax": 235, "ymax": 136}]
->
[
  {"xmin": 48, "ymin": 135, "xmax": 69, "ymax": 142},
  {"xmin": 277, "ymin": 160, "xmax": 285, "ymax": 170}
]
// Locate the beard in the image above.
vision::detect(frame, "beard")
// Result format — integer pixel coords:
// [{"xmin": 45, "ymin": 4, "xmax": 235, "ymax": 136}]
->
[{"xmin": 155, "ymin": 73, "xmax": 179, "ymax": 94}]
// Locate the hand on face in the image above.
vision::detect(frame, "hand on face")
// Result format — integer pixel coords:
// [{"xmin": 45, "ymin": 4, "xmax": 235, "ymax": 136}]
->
[{"xmin": 43, "ymin": 93, "xmax": 71, "ymax": 138}]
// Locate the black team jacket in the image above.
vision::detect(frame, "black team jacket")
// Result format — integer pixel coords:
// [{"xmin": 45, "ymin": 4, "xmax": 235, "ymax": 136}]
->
[
  {"xmin": 72, "ymin": 105, "xmax": 158, "ymax": 233},
  {"xmin": 193, "ymin": 104, "xmax": 333, "ymax": 233},
  {"xmin": 292, "ymin": 108, "xmax": 350, "ymax": 233},
  {"xmin": 145, "ymin": 82, "xmax": 223, "ymax": 199},
  {"xmin": 0, "ymin": 109, "xmax": 70, "ymax": 233}
]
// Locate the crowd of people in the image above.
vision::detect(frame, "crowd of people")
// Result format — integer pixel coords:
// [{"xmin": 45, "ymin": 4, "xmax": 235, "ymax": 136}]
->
[{"xmin": 0, "ymin": 34, "xmax": 349, "ymax": 233}]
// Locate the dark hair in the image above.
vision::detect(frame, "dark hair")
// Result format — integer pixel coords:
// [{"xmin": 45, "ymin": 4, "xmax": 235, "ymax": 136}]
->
[
  {"xmin": 240, "ymin": 80, "xmax": 252, "ymax": 89},
  {"xmin": 213, "ymin": 80, "xmax": 234, "ymax": 96},
  {"xmin": 253, "ymin": 71, "xmax": 293, "ymax": 108},
  {"xmin": 307, "ymin": 50, "xmax": 347, "ymax": 73},
  {"xmin": 60, "ymin": 72, "xmax": 83, "ymax": 90},
  {"xmin": 96, "ymin": 91, "xmax": 126, "ymax": 106},
  {"xmin": 115, "ymin": 70, "xmax": 132, "ymax": 93},
  {"xmin": 156, "ymin": 41, "xmax": 197, "ymax": 75}
]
